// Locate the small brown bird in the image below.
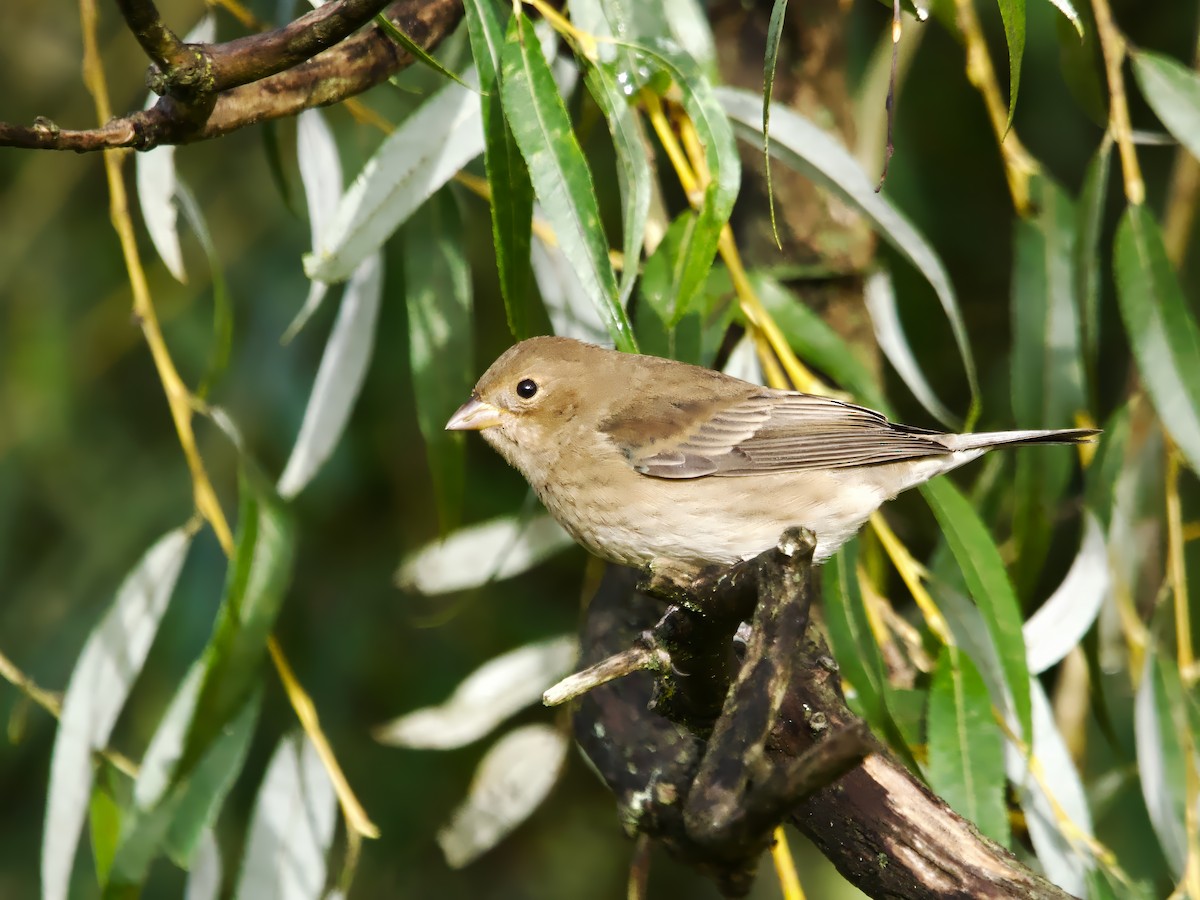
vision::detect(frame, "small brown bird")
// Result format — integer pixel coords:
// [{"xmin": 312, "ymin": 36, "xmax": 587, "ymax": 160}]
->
[{"xmin": 446, "ymin": 336, "xmax": 1097, "ymax": 567}]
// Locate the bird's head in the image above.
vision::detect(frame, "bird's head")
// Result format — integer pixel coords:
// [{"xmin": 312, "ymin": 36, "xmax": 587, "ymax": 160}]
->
[{"xmin": 445, "ymin": 336, "xmax": 609, "ymax": 470}]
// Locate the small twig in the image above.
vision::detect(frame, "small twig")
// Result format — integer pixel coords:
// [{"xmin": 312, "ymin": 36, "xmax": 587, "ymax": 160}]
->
[
  {"xmin": 0, "ymin": 0, "xmax": 463, "ymax": 151},
  {"xmin": 1090, "ymin": 0, "xmax": 1144, "ymax": 205},
  {"xmin": 544, "ymin": 644, "xmax": 667, "ymax": 707},
  {"xmin": 115, "ymin": 0, "xmax": 192, "ymax": 72}
]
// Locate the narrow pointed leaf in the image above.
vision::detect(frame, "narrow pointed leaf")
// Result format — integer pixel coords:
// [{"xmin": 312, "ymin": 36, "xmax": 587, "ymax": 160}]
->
[
  {"xmin": 284, "ymin": 109, "xmax": 344, "ymax": 341},
  {"xmin": 375, "ymin": 635, "xmax": 577, "ymax": 749},
  {"xmin": 437, "ymin": 724, "xmax": 568, "ymax": 867},
  {"xmin": 922, "ymin": 478, "xmax": 1032, "ymax": 743},
  {"xmin": 1075, "ymin": 139, "xmax": 1111, "ymax": 380},
  {"xmin": 277, "ymin": 252, "xmax": 383, "ymax": 499},
  {"xmin": 500, "ymin": 13, "xmax": 635, "ymax": 351},
  {"xmin": 234, "ymin": 733, "xmax": 337, "ymax": 900},
  {"xmin": 463, "ymin": 0, "xmax": 537, "ymax": 340},
  {"xmin": 583, "ymin": 59, "xmax": 652, "ymax": 309},
  {"xmin": 1114, "ymin": 203, "xmax": 1200, "ymax": 473},
  {"xmin": 996, "ymin": 0, "xmax": 1026, "ymax": 126},
  {"xmin": 863, "ymin": 267, "xmax": 956, "ymax": 426},
  {"xmin": 396, "ymin": 514, "xmax": 574, "ymax": 594},
  {"xmin": 1022, "ymin": 512, "xmax": 1108, "ymax": 674},
  {"xmin": 305, "ymin": 76, "xmax": 483, "ymax": 283},
  {"xmin": 927, "ymin": 646, "xmax": 1009, "ymax": 845},
  {"xmin": 1131, "ymin": 50, "xmax": 1200, "ymax": 162},
  {"xmin": 42, "ymin": 528, "xmax": 193, "ymax": 900},
  {"xmin": 1135, "ymin": 650, "xmax": 1190, "ymax": 877}
]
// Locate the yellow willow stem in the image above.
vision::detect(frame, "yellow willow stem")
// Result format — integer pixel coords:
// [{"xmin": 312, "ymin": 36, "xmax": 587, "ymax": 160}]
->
[
  {"xmin": 770, "ymin": 827, "xmax": 806, "ymax": 900},
  {"xmin": 1166, "ymin": 447, "xmax": 1196, "ymax": 683},
  {"xmin": 268, "ymin": 639, "xmax": 380, "ymax": 837},
  {"xmin": 1091, "ymin": 0, "xmax": 1145, "ymax": 205},
  {"xmin": 869, "ymin": 512, "xmax": 953, "ymax": 646},
  {"xmin": 80, "ymin": 0, "xmax": 376, "ymax": 841},
  {"xmin": 646, "ymin": 98, "xmax": 827, "ymax": 394},
  {"xmin": 950, "ymin": 0, "xmax": 1037, "ymax": 214},
  {"xmin": 524, "ymin": 0, "xmax": 598, "ymax": 60},
  {"xmin": 207, "ymin": 0, "xmax": 262, "ymax": 29}
]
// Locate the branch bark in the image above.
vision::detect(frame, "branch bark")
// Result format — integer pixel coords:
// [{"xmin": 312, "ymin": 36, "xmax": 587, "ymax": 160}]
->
[
  {"xmin": 0, "ymin": 0, "xmax": 461, "ymax": 151},
  {"xmin": 569, "ymin": 541, "xmax": 1079, "ymax": 900}
]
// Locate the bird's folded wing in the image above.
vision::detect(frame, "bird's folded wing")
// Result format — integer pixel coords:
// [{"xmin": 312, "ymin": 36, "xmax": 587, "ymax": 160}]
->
[{"xmin": 605, "ymin": 393, "xmax": 953, "ymax": 479}]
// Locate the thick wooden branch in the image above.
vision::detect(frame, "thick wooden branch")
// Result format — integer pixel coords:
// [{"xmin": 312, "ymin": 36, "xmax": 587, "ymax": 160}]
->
[
  {"xmin": 569, "ymin": 538, "xmax": 1079, "ymax": 900},
  {"xmin": 0, "ymin": 0, "xmax": 461, "ymax": 151}
]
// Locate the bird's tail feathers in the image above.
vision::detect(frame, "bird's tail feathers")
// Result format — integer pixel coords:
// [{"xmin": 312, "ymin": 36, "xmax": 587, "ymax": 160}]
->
[{"xmin": 943, "ymin": 427, "xmax": 1099, "ymax": 453}]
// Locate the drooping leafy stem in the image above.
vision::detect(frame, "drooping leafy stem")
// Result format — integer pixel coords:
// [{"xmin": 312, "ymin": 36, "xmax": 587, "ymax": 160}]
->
[{"xmin": 77, "ymin": 0, "xmax": 377, "ymax": 859}]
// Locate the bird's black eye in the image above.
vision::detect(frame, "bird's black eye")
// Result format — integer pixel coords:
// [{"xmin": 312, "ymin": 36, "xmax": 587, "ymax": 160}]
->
[{"xmin": 516, "ymin": 378, "xmax": 539, "ymax": 399}]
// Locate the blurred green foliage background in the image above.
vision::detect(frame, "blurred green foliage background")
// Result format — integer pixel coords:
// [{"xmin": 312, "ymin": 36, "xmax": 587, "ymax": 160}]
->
[{"xmin": 0, "ymin": 0, "xmax": 1196, "ymax": 898}]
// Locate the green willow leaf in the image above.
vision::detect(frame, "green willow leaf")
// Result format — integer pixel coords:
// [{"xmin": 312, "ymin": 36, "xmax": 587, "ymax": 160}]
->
[
  {"xmin": 405, "ymin": 192, "xmax": 473, "ymax": 533},
  {"xmin": 821, "ymin": 543, "xmax": 919, "ymax": 769},
  {"xmin": 375, "ymin": 13, "xmax": 475, "ymax": 92},
  {"xmin": 1075, "ymin": 138, "xmax": 1111, "ymax": 385},
  {"xmin": 623, "ymin": 43, "xmax": 740, "ymax": 321},
  {"xmin": 1131, "ymin": 50, "xmax": 1200, "ymax": 162},
  {"xmin": 921, "ymin": 478, "xmax": 1032, "ymax": 745},
  {"xmin": 179, "ymin": 466, "xmax": 295, "ymax": 781},
  {"xmin": 1114, "ymin": 203, "xmax": 1200, "ymax": 473},
  {"xmin": 927, "ymin": 645, "xmax": 1010, "ymax": 845},
  {"xmin": 584, "ymin": 60, "xmax": 652, "ymax": 310},
  {"xmin": 500, "ymin": 13, "xmax": 635, "ymax": 351},
  {"xmin": 1010, "ymin": 174, "xmax": 1085, "ymax": 597},
  {"xmin": 996, "ymin": 0, "xmax": 1026, "ymax": 127},
  {"xmin": 463, "ymin": 0, "xmax": 537, "ymax": 341}
]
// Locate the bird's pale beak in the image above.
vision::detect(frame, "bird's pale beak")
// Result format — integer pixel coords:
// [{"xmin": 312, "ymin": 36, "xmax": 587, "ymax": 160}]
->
[{"xmin": 445, "ymin": 396, "xmax": 503, "ymax": 431}]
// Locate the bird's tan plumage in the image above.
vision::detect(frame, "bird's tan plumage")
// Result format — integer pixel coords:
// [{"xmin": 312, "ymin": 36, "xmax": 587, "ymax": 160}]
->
[{"xmin": 447, "ymin": 336, "xmax": 1097, "ymax": 567}]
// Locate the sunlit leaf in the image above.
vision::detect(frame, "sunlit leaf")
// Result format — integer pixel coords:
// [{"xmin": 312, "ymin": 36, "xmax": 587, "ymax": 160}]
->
[
  {"xmin": 530, "ymin": 231, "xmax": 611, "ymax": 344},
  {"xmin": 375, "ymin": 635, "xmax": 577, "ymax": 749},
  {"xmin": 437, "ymin": 724, "xmax": 568, "ymax": 867},
  {"xmin": 1131, "ymin": 50, "xmax": 1200, "ymax": 163},
  {"xmin": 863, "ymin": 267, "xmax": 956, "ymax": 426},
  {"xmin": 500, "ymin": 13, "xmax": 636, "ymax": 351},
  {"xmin": 277, "ymin": 252, "xmax": 382, "ymax": 500},
  {"xmin": 922, "ymin": 478, "xmax": 1031, "ymax": 744},
  {"xmin": 927, "ymin": 645, "xmax": 1009, "ymax": 845},
  {"xmin": 234, "ymin": 733, "xmax": 337, "ymax": 900},
  {"xmin": 404, "ymin": 192, "xmax": 473, "ymax": 532},
  {"xmin": 1023, "ymin": 512, "xmax": 1108, "ymax": 675},
  {"xmin": 396, "ymin": 514, "xmax": 574, "ymax": 595},
  {"xmin": 1042, "ymin": 0, "xmax": 1082, "ymax": 36},
  {"xmin": 184, "ymin": 831, "xmax": 221, "ymax": 900},
  {"xmin": 718, "ymin": 87, "xmax": 978, "ymax": 417},
  {"xmin": 1114, "ymin": 203, "xmax": 1200, "ymax": 473},
  {"xmin": 135, "ymin": 14, "xmax": 216, "ymax": 283},
  {"xmin": 284, "ymin": 109, "xmax": 344, "ymax": 341},
  {"xmin": 41, "ymin": 528, "xmax": 193, "ymax": 900},
  {"xmin": 1135, "ymin": 650, "xmax": 1190, "ymax": 877},
  {"xmin": 107, "ymin": 666, "xmax": 261, "ymax": 889},
  {"xmin": 305, "ymin": 75, "xmax": 483, "ymax": 283}
]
